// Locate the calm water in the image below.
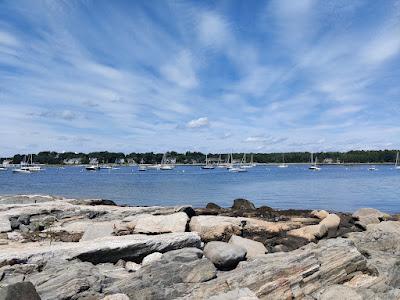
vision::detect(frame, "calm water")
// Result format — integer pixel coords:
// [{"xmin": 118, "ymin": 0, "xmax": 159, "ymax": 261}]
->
[{"xmin": 0, "ymin": 165, "xmax": 399, "ymax": 213}]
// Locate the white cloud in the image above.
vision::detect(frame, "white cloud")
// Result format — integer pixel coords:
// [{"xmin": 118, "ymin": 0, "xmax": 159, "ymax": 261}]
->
[
  {"xmin": 186, "ymin": 117, "xmax": 209, "ymax": 129},
  {"xmin": 197, "ymin": 11, "xmax": 231, "ymax": 49},
  {"xmin": 0, "ymin": 31, "xmax": 19, "ymax": 47},
  {"xmin": 160, "ymin": 50, "xmax": 198, "ymax": 89}
]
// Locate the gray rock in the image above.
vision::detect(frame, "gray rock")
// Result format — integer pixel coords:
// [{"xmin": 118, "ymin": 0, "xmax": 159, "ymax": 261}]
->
[
  {"xmin": 206, "ymin": 203, "xmax": 221, "ymax": 210},
  {"xmin": 232, "ymin": 199, "xmax": 256, "ymax": 210},
  {"xmin": 0, "ymin": 217, "xmax": 11, "ymax": 233},
  {"xmin": 0, "ymin": 232, "xmax": 202, "ymax": 266},
  {"xmin": 141, "ymin": 252, "xmax": 163, "ymax": 266},
  {"xmin": 102, "ymin": 294, "xmax": 130, "ymax": 300},
  {"xmin": 185, "ymin": 238, "xmax": 369, "ymax": 299},
  {"xmin": 318, "ymin": 285, "xmax": 362, "ymax": 300},
  {"xmin": 204, "ymin": 241, "xmax": 247, "ymax": 270},
  {"xmin": 208, "ymin": 288, "xmax": 259, "ymax": 300},
  {"xmin": 0, "ymin": 281, "xmax": 41, "ymax": 300},
  {"xmin": 108, "ymin": 247, "xmax": 216, "ymax": 299},
  {"xmin": 27, "ymin": 259, "xmax": 104, "ymax": 300},
  {"xmin": 133, "ymin": 212, "xmax": 189, "ymax": 234},
  {"xmin": 228, "ymin": 235, "xmax": 267, "ymax": 258},
  {"xmin": 352, "ymin": 208, "xmax": 390, "ymax": 229},
  {"xmin": 80, "ymin": 221, "xmax": 115, "ymax": 241},
  {"xmin": 125, "ymin": 261, "xmax": 141, "ymax": 272}
]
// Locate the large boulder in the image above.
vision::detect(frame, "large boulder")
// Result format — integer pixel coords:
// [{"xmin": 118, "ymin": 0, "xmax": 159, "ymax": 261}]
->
[
  {"xmin": 107, "ymin": 248, "xmax": 216, "ymax": 299},
  {"xmin": 0, "ymin": 281, "xmax": 41, "ymax": 300},
  {"xmin": 229, "ymin": 235, "xmax": 267, "ymax": 258},
  {"xmin": 204, "ymin": 241, "xmax": 247, "ymax": 270},
  {"xmin": 311, "ymin": 210, "xmax": 329, "ymax": 220},
  {"xmin": 189, "ymin": 216, "xmax": 242, "ymax": 242},
  {"xmin": 287, "ymin": 224, "xmax": 327, "ymax": 242},
  {"xmin": 319, "ymin": 214, "xmax": 341, "ymax": 237},
  {"xmin": 206, "ymin": 203, "xmax": 221, "ymax": 210},
  {"xmin": 133, "ymin": 212, "xmax": 189, "ymax": 234},
  {"xmin": 27, "ymin": 259, "xmax": 104, "ymax": 300},
  {"xmin": 352, "ymin": 208, "xmax": 390, "ymax": 229},
  {"xmin": 232, "ymin": 199, "xmax": 256, "ymax": 210},
  {"xmin": 141, "ymin": 252, "xmax": 163, "ymax": 266}
]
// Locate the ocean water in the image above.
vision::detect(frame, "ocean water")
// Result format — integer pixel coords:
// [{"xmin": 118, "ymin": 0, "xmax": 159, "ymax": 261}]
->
[{"xmin": 0, "ymin": 165, "xmax": 399, "ymax": 213}]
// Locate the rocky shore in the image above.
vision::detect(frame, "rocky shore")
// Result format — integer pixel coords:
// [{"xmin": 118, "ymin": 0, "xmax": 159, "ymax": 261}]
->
[{"xmin": 0, "ymin": 195, "xmax": 399, "ymax": 299}]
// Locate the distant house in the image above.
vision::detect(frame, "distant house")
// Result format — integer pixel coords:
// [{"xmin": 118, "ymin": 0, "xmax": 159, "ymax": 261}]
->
[
  {"xmin": 89, "ymin": 158, "xmax": 99, "ymax": 165},
  {"xmin": 127, "ymin": 158, "xmax": 136, "ymax": 164},
  {"xmin": 323, "ymin": 158, "xmax": 334, "ymax": 164},
  {"xmin": 115, "ymin": 158, "xmax": 125, "ymax": 164},
  {"xmin": 63, "ymin": 158, "xmax": 82, "ymax": 165},
  {"xmin": 2, "ymin": 159, "xmax": 12, "ymax": 166}
]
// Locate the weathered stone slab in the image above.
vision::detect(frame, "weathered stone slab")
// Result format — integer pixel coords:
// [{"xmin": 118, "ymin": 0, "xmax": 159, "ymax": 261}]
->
[{"xmin": 0, "ymin": 232, "xmax": 201, "ymax": 266}]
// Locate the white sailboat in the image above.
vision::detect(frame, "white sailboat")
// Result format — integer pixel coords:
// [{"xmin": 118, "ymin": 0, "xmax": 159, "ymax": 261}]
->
[
  {"xmin": 226, "ymin": 153, "xmax": 234, "ymax": 169},
  {"xmin": 309, "ymin": 153, "xmax": 321, "ymax": 171},
  {"xmin": 85, "ymin": 164, "xmax": 99, "ymax": 171},
  {"xmin": 138, "ymin": 158, "xmax": 147, "ymax": 171},
  {"xmin": 160, "ymin": 153, "xmax": 175, "ymax": 170},
  {"xmin": 217, "ymin": 154, "xmax": 226, "ymax": 168},
  {"xmin": 229, "ymin": 153, "xmax": 248, "ymax": 172},
  {"xmin": 278, "ymin": 154, "xmax": 288, "ymax": 168},
  {"xmin": 201, "ymin": 154, "xmax": 215, "ymax": 169},
  {"xmin": 13, "ymin": 154, "xmax": 42, "ymax": 173},
  {"xmin": 395, "ymin": 152, "xmax": 400, "ymax": 170}
]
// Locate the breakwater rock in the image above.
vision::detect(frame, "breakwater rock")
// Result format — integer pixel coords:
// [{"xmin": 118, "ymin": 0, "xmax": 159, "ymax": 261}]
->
[{"xmin": 0, "ymin": 195, "xmax": 399, "ymax": 299}]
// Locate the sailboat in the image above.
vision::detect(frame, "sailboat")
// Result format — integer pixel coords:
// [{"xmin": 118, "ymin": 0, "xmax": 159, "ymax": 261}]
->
[
  {"xmin": 160, "ymin": 153, "xmax": 175, "ymax": 170},
  {"xmin": 226, "ymin": 153, "xmax": 234, "ymax": 169},
  {"xmin": 229, "ymin": 153, "xmax": 248, "ymax": 172},
  {"xmin": 395, "ymin": 152, "xmax": 400, "ymax": 170},
  {"xmin": 13, "ymin": 154, "xmax": 42, "ymax": 173},
  {"xmin": 242, "ymin": 153, "xmax": 255, "ymax": 169},
  {"xmin": 309, "ymin": 153, "xmax": 321, "ymax": 171},
  {"xmin": 250, "ymin": 154, "xmax": 256, "ymax": 167},
  {"xmin": 278, "ymin": 154, "xmax": 288, "ymax": 168},
  {"xmin": 201, "ymin": 154, "xmax": 215, "ymax": 169},
  {"xmin": 217, "ymin": 154, "xmax": 226, "ymax": 168},
  {"xmin": 138, "ymin": 158, "xmax": 147, "ymax": 171}
]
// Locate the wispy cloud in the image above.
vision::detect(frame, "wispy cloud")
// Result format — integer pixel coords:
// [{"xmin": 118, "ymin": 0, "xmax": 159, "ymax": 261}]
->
[
  {"xmin": 186, "ymin": 117, "xmax": 209, "ymax": 129},
  {"xmin": 0, "ymin": 0, "xmax": 399, "ymax": 155}
]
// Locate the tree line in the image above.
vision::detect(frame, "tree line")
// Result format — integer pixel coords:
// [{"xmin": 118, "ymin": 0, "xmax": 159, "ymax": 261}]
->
[{"xmin": 1, "ymin": 150, "xmax": 400, "ymax": 165}]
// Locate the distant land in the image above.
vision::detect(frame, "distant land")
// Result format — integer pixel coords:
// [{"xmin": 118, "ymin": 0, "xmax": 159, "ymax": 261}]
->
[{"xmin": 1, "ymin": 150, "xmax": 400, "ymax": 165}]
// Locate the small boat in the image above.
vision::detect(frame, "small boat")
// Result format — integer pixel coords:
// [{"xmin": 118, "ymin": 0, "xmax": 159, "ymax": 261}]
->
[
  {"xmin": 99, "ymin": 165, "xmax": 112, "ymax": 169},
  {"xmin": 229, "ymin": 167, "xmax": 248, "ymax": 173},
  {"xmin": 395, "ymin": 152, "xmax": 400, "ymax": 170},
  {"xmin": 309, "ymin": 153, "xmax": 321, "ymax": 171},
  {"xmin": 85, "ymin": 165, "xmax": 99, "ymax": 171},
  {"xmin": 12, "ymin": 168, "xmax": 31, "ymax": 174},
  {"xmin": 278, "ymin": 154, "xmax": 288, "ymax": 168},
  {"xmin": 368, "ymin": 166, "xmax": 378, "ymax": 171},
  {"xmin": 0, "ymin": 166, "xmax": 8, "ymax": 171},
  {"xmin": 159, "ymin": 153, "xmax": 175, "ymax": 170},
  {"xmin": 201, "ymin": 154, "xmax": 215, "ymax": 169},
  {"xmin": 138, "ymin": 165, "xmax": 147, "ymax": 171}
]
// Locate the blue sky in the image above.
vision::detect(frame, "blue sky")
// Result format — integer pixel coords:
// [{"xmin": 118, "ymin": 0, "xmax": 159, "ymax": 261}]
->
[{"xmin": 0, "ymin": 0, "xmax": 400, "ymax": 155}]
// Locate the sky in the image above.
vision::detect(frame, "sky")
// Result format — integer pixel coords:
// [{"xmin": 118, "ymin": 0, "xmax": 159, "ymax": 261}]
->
[{"xmin": 0, "ymin": 0, "xmax": 400, "ymax": 155}]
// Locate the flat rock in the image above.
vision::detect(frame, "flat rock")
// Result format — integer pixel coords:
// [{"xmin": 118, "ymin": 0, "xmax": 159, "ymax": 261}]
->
[
  {"xmin": 204, "ymin": 241, "xmax": 247, "ymax": 270},
  {"xmin": 208, "ymin": 288, "xmax": 259, "ymax": 300},
  {"xmin": 0, "ymin": 232, "xmax": 201, "ymax": 266},
  {"xmin": 102, "ymin": 294, "xmax": 130, "ymax": 300},
  {"xmin": 229, "ymin": 235, "xmax": 267, "ymax": 258},
  {"xmin": 189, "ymin": 216, "xmax": 242, "ymax": 242},
  {"xmin": 0, "ymin": 217, "xmax": 11, "ymax": 233},
  {"xmin": 0, "ymin": 281, "xmax": 41, "ymax": 300},
  {"xmin": 80, "ymin": 221, "xmax": 116, "ymax": 241},
  {"xmin": 133, "ymin": 212, "xmax": 188, "ymax": 234},
  {"xmin": 317, "ymin": 285, "xmax": 362, "ymax": 300}
]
